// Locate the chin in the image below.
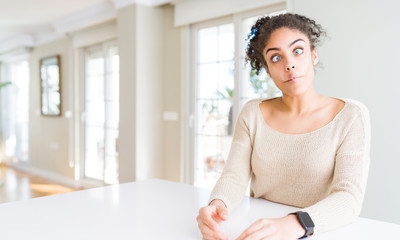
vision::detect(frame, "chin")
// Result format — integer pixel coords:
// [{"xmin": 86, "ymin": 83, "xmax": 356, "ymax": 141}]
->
[{"xmin": 282, "ymin": 87, "xmax": 311, "ymax": 97}]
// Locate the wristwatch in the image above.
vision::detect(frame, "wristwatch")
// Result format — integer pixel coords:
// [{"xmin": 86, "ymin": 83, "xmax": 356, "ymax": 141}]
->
[{"xmin": 289, "ymin": 211, "xmax": 315, "ymax": 239}]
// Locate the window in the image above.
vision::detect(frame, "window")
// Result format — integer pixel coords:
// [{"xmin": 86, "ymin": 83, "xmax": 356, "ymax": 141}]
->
[
  {"xmin": 191, "ymin": 7, "xmax": 285, "ymax": 189},
  {"xmin": 82, "ymin": 41, "xmax": 119, "ymax": 185},
  {"xmin": 193, "ymin": 21, "xmax": 235, "ymax": 188},
  {"xmin": 0, "ymin": 60, "xmax": 30, "ymax": 163}
]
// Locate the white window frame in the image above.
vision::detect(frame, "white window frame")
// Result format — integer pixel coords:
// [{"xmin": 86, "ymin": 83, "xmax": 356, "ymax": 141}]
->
[
  {"xmin": 0, "ymin": 52, "xmax": 31, "ymax": 164},
  {"xmin": 189, "ymin": 16, "xmax": 233, "ymax": 186},
  {"xmin": 78, "ymin": 39, "xmax": 119, "ymax": 187}
]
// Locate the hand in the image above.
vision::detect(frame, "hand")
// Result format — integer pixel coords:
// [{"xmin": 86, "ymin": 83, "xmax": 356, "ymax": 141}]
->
[
  {"xmin": 236, "ymin": 214, "xmax": 305, "ymax": 240},
  {"xmin": 197, "ymin": 199, "xmax": 229, "ymax": 240}
]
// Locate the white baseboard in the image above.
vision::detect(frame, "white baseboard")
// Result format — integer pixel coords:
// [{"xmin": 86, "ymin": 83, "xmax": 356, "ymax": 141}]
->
[{"xmin": 10, "ymin": 163, "xmax": 82, "ymax": 189}]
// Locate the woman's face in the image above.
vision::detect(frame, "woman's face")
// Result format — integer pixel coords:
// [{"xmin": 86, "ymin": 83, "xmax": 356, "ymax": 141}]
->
[{"xmin": 263, "ymin": 27, "xmax": 318, "ymax": 97}]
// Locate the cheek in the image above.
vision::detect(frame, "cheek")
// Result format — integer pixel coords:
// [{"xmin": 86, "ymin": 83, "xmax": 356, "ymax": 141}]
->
[
  {"xmin": 297, "ymin": 55, "xmax": 313, "ymax": 71},
  {"xmin": 266, "ymin": 62, "xmax": 281, "ymax": 75}
]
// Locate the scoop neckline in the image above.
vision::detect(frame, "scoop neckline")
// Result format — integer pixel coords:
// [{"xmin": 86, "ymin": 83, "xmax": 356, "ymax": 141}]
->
[{"xmin": 256, "ymin": 98, "xmax": 348, "ymax": 136}]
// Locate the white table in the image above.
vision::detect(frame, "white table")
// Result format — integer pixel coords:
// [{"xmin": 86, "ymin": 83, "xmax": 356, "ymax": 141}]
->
[{"xmin": 0, "ymin": 179, "xmax": 399, "ymax": 239}]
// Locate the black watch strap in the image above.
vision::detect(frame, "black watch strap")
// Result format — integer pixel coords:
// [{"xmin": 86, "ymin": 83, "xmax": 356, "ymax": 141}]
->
[{"xmin": 289, "ymin": 211, "xmax": 315, "ymax": 239}]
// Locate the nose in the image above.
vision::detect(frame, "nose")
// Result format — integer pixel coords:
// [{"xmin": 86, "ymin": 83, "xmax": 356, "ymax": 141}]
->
[{"xmin": 285, "ymin": 64, "xmax": 296, "ymax": 71}]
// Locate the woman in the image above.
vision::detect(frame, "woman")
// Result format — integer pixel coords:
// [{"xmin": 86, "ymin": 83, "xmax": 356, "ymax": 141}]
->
[{"xmin": 196, "ymin": 13, "xmax": 370, "ymax": 240}]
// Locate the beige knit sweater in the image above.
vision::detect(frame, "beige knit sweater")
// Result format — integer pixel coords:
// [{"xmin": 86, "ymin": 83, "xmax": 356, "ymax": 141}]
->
[{"xmin": 209, "ymin": 98, "xmax": 371, "ymax": 234}]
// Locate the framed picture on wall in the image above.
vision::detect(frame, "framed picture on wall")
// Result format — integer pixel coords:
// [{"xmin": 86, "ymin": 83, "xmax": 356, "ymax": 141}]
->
[{"xmin": 40, "ymin": 55, "xmax": 61, "ymax": 116}]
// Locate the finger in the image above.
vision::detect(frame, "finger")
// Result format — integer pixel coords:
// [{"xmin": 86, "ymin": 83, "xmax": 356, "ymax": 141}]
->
[
  {"xmin": 199, "ymin": 221, "xmax": 228, "ymax": 240},
  {"xmin": 216, "ymin": 205, "xmax": 229, "ymax": 221},
  {"xmin": 239, "ymin": 227, "xmax": 273, "ymax": 240},
  {"xmin": 236, "ymin": 219, "xmax": 268, "ymax": 240},
  {"xmin": 199, "ymin": 208, "xmax": 220, "ymax": 231}
]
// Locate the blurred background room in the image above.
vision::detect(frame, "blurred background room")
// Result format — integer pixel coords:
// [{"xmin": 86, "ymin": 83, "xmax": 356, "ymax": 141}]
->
[{"xmin": 0, "ymin": 0, "xmax": 399, "ymax": 226}]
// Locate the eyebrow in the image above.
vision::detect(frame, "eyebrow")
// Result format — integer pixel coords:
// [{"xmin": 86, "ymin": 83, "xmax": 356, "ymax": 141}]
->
[{"xmin": 265, "ymin": 38, "xmax": 305, "ymax": 55}]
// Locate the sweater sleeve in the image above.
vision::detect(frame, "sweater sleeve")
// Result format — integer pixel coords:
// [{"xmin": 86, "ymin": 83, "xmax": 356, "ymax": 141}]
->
[
  {"xmin": 208, "ymin": 102, "xmax": 254, "ymax": 211},
  {"xmin": 303, "ymin": 103, "xmax": 371, "ymax": 234}
]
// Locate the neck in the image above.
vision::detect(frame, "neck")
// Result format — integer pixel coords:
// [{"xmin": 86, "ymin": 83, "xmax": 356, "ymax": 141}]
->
[{"xmin": 280, "ymin": 89, "xmax": 322, "ymax": 115}]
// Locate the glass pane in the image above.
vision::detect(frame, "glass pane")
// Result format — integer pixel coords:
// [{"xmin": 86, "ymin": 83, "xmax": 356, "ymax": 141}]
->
[
  {"xmin": 105, "ymin": 101, "xmax": 119, "ymax": 129},
  {"xmin": 85, "ymin": 149, "xmax": 104, "ymax": 180},
  {"xmin": 86, "ymin": 100, "xmax": 105, "ymax": 126},
  {"xmin": 1, "ymin": 60, "xmax": 30, "ymax": 162},
  {"xmin": 105, "ymin": 73, "xmax": 119, "ymax": 101},
  {"xmin": 219, "ymin": 24, "xmax": 234, "ymax": 61},
  {"xmin": 107, "ymin": 46, "xmax": 119, "ymax": 74},
  {"xmin": 198, "ymin": 27, "xmax": 218, "ymax": 63},
  {"xmin": 217, "ymin": 61, "xmax": 234, "ymax": 97},
  {"xmin": 85, "ymin": 75, "xmax": 104, "ymax": 101},
  {"xmin": 194, "ymin": 134, "xmax": 232, "ymax": 189},
  {"xmin": 84, "ymin": 47, "xmax": 105, "ymax": 182},
  {"xmin": 105, "ymin": 44, "xmax": 119, "ymax": 185},
  {"xmin": 197, "ymin": 63, "xmax": 218, "ymax": 99},
  {"xmin": 84, "ymin": 43, "xmax": 119, "ymax": 184},
  {"xmin": 47, "ymin": 65, "xmax": 60, "ymax": 85},
  {"xmin": 105, "ymin": 129, "xmax": 119, "ymax": 157},
  {"xmin": 85, "ymin": 126, "xmax": 105, "ymax": 181},
  {"xmin": 196, "ymin": 99, "xmax": 233, "ymax": 136},
  {"xmin": 195, "ymin": 22, "xmax": 235, "ymax": 189},
  {"xmin": 86, "ymin": 54, "xmax": 104, "ymax": 76},
  {"xmin": 112, "ymin": 56, "xmax": 119, "ymax": 73}
]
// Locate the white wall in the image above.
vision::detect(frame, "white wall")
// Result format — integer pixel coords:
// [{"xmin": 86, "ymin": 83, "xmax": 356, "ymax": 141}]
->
[
  {"xmin": 136, "ymin": 4, "xmax": 165, "ymax": 180},
  {"xmin": 289, "ymin": 0, "xmax": 400, "ymax": 224},
  {"xmin": 116, "ymin": 4, "xmax": 183, "ymax": 182},
  {"xmin": 29, "ymin": 38, "xmax": 75, "ymax": 183},
  {"xmin": 162, "ymin": 5, "xmax": 182, "ymax": 182},
  {"xmin": 117, "ymin": 4, "xmax": 137, "ymax": 183}
]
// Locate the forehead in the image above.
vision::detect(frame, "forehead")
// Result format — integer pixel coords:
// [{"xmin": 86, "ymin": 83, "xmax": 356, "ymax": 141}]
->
[{"xmin": 264, "ymin": 27, "xmax": 310, "ymax": 49}]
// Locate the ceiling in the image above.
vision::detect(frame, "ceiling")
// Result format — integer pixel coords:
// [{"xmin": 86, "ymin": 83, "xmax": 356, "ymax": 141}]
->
[
  {"xmin": 0, "ymin": 0, "xmax": 176, "ymax": 52},
  {"xmin": 0, "ymin": 0, "xmax": 111, "ymax": 41}
]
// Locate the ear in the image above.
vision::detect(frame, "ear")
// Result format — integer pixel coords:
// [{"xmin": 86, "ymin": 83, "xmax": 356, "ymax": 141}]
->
[
  {"xmin": 264, "ymin": 65, "xmax": 272, "ymax": 77},
  {"xmin": 312, "ymin": 48, "xmax": 319, "ymax": 65}
]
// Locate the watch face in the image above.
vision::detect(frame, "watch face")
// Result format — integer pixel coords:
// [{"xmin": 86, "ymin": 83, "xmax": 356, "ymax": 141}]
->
[{"xmin": 299, "ymin": 212, "xmax": 315, "ymax": 228}]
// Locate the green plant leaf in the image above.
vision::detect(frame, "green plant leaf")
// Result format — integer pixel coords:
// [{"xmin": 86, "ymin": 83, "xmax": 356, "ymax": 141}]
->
[{"xmin": 0, "ymin": 81, "xmax": 11, "ymax": 89}]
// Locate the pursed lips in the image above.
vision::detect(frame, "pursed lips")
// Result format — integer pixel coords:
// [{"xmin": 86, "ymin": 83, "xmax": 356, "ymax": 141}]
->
[{"xmin": 285, "ymin": 75, "xmax": 301, "ymax": 83}]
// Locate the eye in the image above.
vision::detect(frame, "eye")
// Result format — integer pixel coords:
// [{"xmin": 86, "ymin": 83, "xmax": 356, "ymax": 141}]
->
[
  {"xmin": 271, "ymin": 55, "xmax": 281, "ymax": 63},
  {"xmin": 294, "ymin": 48, "xmax": 304, "ymax": 55}
]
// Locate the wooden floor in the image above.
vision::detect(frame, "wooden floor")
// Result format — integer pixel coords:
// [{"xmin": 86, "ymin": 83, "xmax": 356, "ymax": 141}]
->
[{"xmin": 0, "ymin": 164, "xmax": 82, "ymax": 204}]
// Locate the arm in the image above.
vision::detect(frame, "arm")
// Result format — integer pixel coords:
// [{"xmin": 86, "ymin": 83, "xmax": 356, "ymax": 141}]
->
[
  {"xmin": 197, "ymin": 103, "xmax": 255, "ymax": 240},
  {"xmin": 303, "ymin": 104, "xmax": 371, "ymax": 234},
  {"xmin": 208, "ymin": 102, "xmax": 254, "ymax": 210}
]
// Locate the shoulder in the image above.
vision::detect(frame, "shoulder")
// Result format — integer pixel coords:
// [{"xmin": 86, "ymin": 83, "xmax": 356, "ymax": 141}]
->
[
  {"xmin": 338, "ymin": 98, "xmax": 371, "ymax": 138},
  {"xmin": 341, "ymin": 98, "xmax": 370, "ymax": 121},
  {"xmin": 335, "ymin": 99, "xmax": 371, "ymax": 154},
  {"xmin": 235, "ymin": 98, "xmax": 264, "ymax": 129},
  {"xmin": 239, "ymin": 98, "xmax": 263, "ymax": 116}
]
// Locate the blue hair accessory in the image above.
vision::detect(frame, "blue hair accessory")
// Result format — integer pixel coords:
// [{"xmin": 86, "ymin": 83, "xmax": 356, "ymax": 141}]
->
[{"xmin": 248, "ymin": 27, "xmax": 258, "ymax": 41}]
